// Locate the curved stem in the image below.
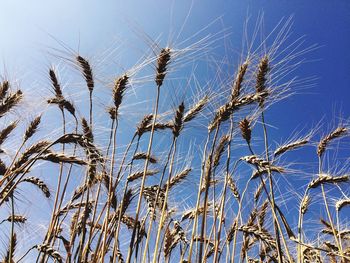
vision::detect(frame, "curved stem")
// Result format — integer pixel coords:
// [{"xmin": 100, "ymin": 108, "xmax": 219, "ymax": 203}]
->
[
  {"xmin": 89, "ymin": 90, "xmax": 93, "ymax": 127},
  {"xmin": 0, "ymin": 133, "xmax": 83, "ymax": 208},
  {"xmin": 17, "ymin": 246, "xmax": 37, "ymax": 262}
]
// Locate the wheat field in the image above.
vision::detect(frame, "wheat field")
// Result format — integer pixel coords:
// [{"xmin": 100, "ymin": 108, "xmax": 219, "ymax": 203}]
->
[{"xmin": 0, "ymin": 2, "xmax": 350, "ymax": 263}]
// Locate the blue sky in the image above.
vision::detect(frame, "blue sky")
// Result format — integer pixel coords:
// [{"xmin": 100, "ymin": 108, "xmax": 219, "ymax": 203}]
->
[
  {"xmin": 1, "ymin": 0, "xmax": 350, "ymax": 261},
  {"xmin": 1, "ymin": 0, "xmax": 348, "ymax": 174},
  {"xmin": 1, "ymin": 0, "xmax": 349, "ymax": 125}
]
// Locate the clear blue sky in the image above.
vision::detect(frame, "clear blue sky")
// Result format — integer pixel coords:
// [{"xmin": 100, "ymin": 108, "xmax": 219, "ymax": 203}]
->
[{"xmin": 1, "ymin": 0, "xmax": 349, "ymax": 126}]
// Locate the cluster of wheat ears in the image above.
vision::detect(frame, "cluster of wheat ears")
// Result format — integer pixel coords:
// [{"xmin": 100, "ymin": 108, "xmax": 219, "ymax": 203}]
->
[{"xmin": 0, "ymin": 19, "xmax": 349, "ymax": 263}]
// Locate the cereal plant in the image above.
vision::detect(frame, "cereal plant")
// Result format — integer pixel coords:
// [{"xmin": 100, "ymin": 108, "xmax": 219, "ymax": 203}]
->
[{"xmin": 0, "ymin": 8, "xmax": 349, "ymax": 263}]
